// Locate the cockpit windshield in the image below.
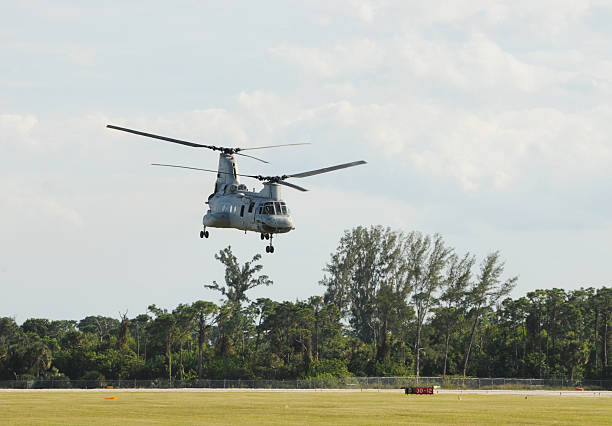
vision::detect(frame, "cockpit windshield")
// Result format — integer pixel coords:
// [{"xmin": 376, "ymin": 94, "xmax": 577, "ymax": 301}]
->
[{"xmin": 261, "ymin": 201, "xmax": 288, "ymax": 215}]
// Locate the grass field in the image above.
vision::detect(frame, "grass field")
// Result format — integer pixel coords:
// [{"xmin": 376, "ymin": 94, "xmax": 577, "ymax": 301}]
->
[{"xmin": 2, "ymin": 391, "xmax": 612, "ymax": 425}]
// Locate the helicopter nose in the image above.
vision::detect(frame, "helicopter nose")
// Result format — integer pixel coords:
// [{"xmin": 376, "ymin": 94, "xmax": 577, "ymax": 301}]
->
[
  {"xmin": 263, "ymin": 215, "xmax": 294, "ymax": 233},
  {"xmin": 278, "ymin": 216, "xmax": 293, "ymax": 229}
]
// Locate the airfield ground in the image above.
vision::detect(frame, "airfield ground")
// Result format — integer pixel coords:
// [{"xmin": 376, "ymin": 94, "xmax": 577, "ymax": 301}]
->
[{"xmin": 2, "ymin": 390, "xmax": 612, "ymax": 424}]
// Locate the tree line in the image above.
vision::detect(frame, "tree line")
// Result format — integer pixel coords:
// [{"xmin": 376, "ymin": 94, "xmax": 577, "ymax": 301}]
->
[{"xmin": 1, "ymin": 226, "xmax": 610, "ymax": 382}]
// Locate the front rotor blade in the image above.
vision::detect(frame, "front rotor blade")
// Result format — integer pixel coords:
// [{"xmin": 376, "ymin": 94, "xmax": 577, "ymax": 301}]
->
[
  {"xmin": 278, "ymin": 180, "xmax": 308, "ymax": 192},
  {"xmin": 239, "ymin": 142, "xmax": 311, "ymax": 151},
  {"xmin": 288, "ymin": 160, "xmax": 367, "ymax": 178},
  {"xmin": 235, "ymin": 152, "xmax": 269, "ymax": 164},
  {"xmin": 107, "ymin": 125, "xmax": 215, "ymax": 149},
  {"xmin": 151, "ymin": 163, "xmax": 219, "ymax": 173}
]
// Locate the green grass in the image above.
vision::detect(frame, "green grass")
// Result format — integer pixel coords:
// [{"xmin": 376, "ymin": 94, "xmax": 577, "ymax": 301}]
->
[{"xmin": 1, "ymin": 392, "xmax": 611, "ymax": 425}]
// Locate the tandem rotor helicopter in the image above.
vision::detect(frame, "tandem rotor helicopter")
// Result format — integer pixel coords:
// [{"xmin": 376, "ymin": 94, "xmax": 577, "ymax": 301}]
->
[{"xmin": 107, "ymin": 125, "xmax": 366, "ymax": 253}]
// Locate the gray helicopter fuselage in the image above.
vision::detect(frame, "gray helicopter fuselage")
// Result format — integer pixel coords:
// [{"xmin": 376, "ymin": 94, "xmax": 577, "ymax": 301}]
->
[{"xmin": 202, "ymin": 154, "xmax": 294, "ymax": 234}]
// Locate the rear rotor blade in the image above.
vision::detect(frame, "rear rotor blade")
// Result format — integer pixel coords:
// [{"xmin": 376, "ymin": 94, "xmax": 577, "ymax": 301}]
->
[
  {"xmin": 288, "ymin": 160, "xmax": 367, "ymax": 178},
  {"xmin": 151, "ymin": 163, "xmax": 261, "ymax": 179},
  {"xmin": 107, "ymin": 125, "xmax": 214, "ymax": 149},
  {"xmin": 278, "ymin": 180, "xmax": 308, "ymax": 192}
]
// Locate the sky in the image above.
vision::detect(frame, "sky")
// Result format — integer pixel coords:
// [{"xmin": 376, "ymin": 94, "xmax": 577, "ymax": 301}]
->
[{"xmin": 2, "ymin": 1, "xmax": 612, "ymax": 322}]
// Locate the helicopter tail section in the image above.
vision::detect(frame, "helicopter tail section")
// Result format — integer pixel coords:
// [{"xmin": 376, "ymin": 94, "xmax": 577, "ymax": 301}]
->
[{"xmin": 203, "ymin": 211, "xmax": 231, "ymax": 228}]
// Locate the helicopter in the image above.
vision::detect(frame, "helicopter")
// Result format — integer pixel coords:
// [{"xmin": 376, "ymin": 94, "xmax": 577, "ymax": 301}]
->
[{"xmin": 106, "ymin": 124, "xmax": 366, "ymax": 253}]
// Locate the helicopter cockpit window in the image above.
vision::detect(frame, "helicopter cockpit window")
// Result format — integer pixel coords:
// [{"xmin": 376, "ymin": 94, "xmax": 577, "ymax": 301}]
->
[
  {"xmin": 263, "ymin": 203, "xmax": 274, "ymax": 215},
  {"xmin": 261, "ymin": 201, "xmax": 288, "ymax": 215},
  {"xmin": 272, "ymin": 202, "xmax": 287, "ymax": 215}
]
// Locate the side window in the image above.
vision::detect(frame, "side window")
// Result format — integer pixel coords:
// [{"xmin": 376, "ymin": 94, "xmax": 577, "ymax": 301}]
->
[
  {"xmin": 248, "ymin": 202, "xmax": 255, "ymax": 213},
  {"xmin": 258, "ymin": 207, "xmax": 262, "ymax": 214},
  {"xmin": 240, "ymin": 205, "xmax": 245, "ymax": 217}
]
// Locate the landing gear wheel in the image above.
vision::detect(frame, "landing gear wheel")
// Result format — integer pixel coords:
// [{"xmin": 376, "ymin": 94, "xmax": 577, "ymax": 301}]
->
[
  {"xmin": 265, "ymin": 234, "xmax": 270, "ymax": 240},
  {"xmin": 261, "ymin": 233, "xmax": 265, "ymax": 240},
  {"xmin": 266, "ymin": 234, "xmax": 274, "ymax": 254},
  {"xmin": 204, "ymin": 231, "xmax": 209, "ymax": 238},
  {"xmin": 200, "ymin": 231, "xmax": 204, "ymax": 239}
]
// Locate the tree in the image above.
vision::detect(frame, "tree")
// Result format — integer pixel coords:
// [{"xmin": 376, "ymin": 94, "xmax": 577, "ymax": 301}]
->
[
  {"xmin": 117, "ymin": 312, "xmax": 130, "ymax": 350},
  {"xmin": 437, "ymin": 252, "xmax": 474, "ymax": 375},
  {"xmin": 131, "ymin": 314, "xmax": 151, "ymax": 360},
  {"xmin": 77, "ymin": 316, "xmax": 119, "ymax": 345},
  {"xmin": 148, "ymin": 305, "xmax": 177, "ymax": 381},
  {"xmin": 405, "ymin": 232, "xmax": 452, "ymax": 377},
  {"xmin": 259, "ymin": 301, "xmax": 315, "ymax": 377},
  {"xmin": 309, "ymin": 296, "xmax": 324, "ymax": 361},
  {"xmin": 463, "ymin": 252, "xmax": 517, "ymax": 377},
  {"xmin": 594, "ymin": 287, "xmax": 612, "ymax": 377},
  {"xmin": 205, "ymin": 246, "xmax": 273, "ymax": 306},
  {"xmin": 172, "ymin": 304, "xmax": 195, "ymax": 380},
  {"xmin": 21, "ymin": 319, "xmax": 51, "ymax": 337},
  {"xmin": 191, "ymin": 301, "xmax": 218, "ymax": 379},
  {"xmin": 321, "ymin": 226, "xmax": 406, "ymax": 345}
]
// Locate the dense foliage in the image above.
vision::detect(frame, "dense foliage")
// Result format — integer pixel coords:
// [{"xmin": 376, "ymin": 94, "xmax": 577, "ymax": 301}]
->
[{"xmin": 1, "ymin": 226, "xmax": 610, "ymax": 382}]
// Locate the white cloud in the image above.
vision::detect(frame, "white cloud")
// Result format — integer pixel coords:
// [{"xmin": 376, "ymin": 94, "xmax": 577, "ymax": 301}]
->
[
  {"xmin": 229, "ymin": 91, "xmax": 612, "ymax": 193},
  {"xmin": 269, "ymin": 38, "xmax": 384, "ymax": 78},
  {"xmin": 326, "ymin": 0, "xmax": 599, "ymax": 39},
  {"xmin": 401, "ymin": 33, "xmax": 571, "ymax": 92},
  {"xmin": 0, "ymin": 114, "xmax": 40, "ymax": 151},
  {"xmin": 346, "ymin": 0, "xmax": 384, "ymax": 22},
  {"xmin": 271, "ymin": 32, "xmax": 572, "ymax": 94},
  {"xmin": 0, "ymin": 178, "xmax": 84, "ymax": 229},
  {"xmin": 506, "ymin": 0, "xmax": 592, "ymax": 37},
  {"xmin": 3, "ymin": 41, "xmax": 97, "ymax": 68}
]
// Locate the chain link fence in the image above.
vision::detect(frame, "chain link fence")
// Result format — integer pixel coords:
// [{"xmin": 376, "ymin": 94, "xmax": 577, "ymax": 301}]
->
[{"xmin": 1, "ymin": 377, "xmax": 611, "ymax": 390}]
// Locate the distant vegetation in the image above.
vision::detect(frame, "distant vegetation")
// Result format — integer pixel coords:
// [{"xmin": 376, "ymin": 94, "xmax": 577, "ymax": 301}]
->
[{"xmin": 1, "ymin": 226, "xmax": 610, "ymax": 382}]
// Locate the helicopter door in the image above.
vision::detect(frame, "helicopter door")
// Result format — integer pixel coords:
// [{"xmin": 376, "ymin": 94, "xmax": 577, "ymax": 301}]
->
[
  {"xmin": 238, "ymin": 201, "xmax": 252, "ymax": 230},
  {"xmin": 248, "ymin": 202, "xmax": 256, "ymax": 223}
]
